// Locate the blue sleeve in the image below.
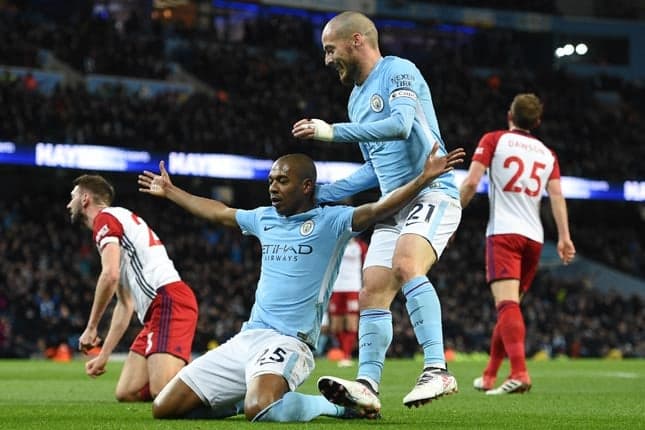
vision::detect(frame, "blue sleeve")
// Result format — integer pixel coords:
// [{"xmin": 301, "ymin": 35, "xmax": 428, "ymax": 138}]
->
[
  {"xmin": 315, "ymin": 160, "xmax": 379, "ymax": 203},
  {"xmin": 235, "ymin": 208, "xmax": 259, "ymax": 236},
  {"xmin": 332, "ymin": 59, "xmax": 419, "ymax": 143},
  {"xmin": 332, "ymin": 102, "xmax": 416, "ymax": 142}
]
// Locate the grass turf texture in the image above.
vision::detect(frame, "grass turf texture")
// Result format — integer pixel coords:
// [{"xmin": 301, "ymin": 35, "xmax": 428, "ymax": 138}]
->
[{"xmin": 0, "ymin": 358, "xmax": 643, "ymax": 429}]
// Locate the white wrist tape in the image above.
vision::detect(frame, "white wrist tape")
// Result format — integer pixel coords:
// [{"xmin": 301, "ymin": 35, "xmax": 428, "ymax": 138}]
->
[{"xmin": 311, "ymin": 119, "xmax": 334, "ymax": 142}]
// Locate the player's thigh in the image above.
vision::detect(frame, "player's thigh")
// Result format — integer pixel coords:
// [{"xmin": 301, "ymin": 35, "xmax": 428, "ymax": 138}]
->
[
  {"xmin": 147, "ymin": 352, "xmax": 187, "ymax": 396},
  {"xmin": 520, "ymin": 239, "xmax": 542, "ymax": 292},
  {"xmin": 392, "ymin": 233, "xmax": 436, "ymax": 280},
  {"xmin": 153, "ymin": 374, "xmax": 204, "ymax": 418},
  {"xmin": 116, "ymin": 351, "xmax": 149, "ymax": 397},
  {"xmin": 178, "ymin": 333, "xmax": 250, "ymax": 410},
  {"xmin": 246, "ymin": 331, "xmax": 314, "ymax": 393},
  {"xmin": 490, "ymin": 279, "xmax": 521, "ymax": 305},
  {"xmin": 394, "ymin": 192, "xmax": 461, "ymax": 276}
]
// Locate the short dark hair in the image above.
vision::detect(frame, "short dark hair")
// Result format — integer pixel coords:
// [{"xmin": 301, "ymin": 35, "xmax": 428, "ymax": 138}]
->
[
  {"xmin": 510, "ymin": 93, "xmax": 543, "ymax": 130},
  {"xmin": 277, "ymin": 153, "xmax": 317, "ymax": 184},
  {"xmin": 73, "ymin": 174, "xmax": 115, "ymax": 205}
]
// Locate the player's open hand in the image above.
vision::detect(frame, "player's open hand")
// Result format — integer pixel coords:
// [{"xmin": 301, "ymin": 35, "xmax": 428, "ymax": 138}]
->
[
  {"xmin": 139, "ymin": 160, "xmax": 172, "ymax": 198},
  {"xmin": 292, "ymin": 118, "xmax": 334, "ymax": 142},
  {"xmin": 422, "ymin": 143, "xmax": 465, "ymax": 181}
]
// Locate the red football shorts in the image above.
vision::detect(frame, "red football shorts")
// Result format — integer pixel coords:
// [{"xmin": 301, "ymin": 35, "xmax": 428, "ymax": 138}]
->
[
  {"xmin": 329, "ymin": 291, "xmax": 360, "ymax": 316},
  {"xmin": 130, "ymin": 281, "xmax": 198, "ymax": 363},
  {"xmin": 485, "ymin": 234, "xmax": 543, "ymax": 293}
]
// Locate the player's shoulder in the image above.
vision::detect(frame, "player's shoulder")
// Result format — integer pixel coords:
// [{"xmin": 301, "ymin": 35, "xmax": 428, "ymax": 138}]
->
[
  {"xmin": 100, "ymin": 206, "xmax": 130, "ymax": 217},
  {"xmin": 382, "ymin": 55, "xmax": 419, "ymax": 74}
]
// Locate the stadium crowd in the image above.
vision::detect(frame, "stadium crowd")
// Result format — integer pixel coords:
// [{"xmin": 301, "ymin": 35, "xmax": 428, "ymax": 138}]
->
[{"xmin": 1, "ymin": 4, "xmax": 643, "ymax": 361}]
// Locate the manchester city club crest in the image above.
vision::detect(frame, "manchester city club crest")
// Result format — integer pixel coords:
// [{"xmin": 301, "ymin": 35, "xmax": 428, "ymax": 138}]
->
[
  {"xmin": 300, "ymin": 220, "xmax": 314, "ymax": 236},
  {"xmin": 370, "ymin": 94, "xmax": 384, "ymax": 112}
]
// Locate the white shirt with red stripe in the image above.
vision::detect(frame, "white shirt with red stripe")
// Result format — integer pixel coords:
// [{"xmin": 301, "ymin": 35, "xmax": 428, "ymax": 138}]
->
[
  {"xmin": 473, "ymin": 129, "xmax": 560, "ymax": 243},
  {"xmin": 92, "ymin": 207, "xmax": 181, "ymax": 323},
  {"xmin": 332, "ymin": 238, "xmax": 366, "ymax": 293}
]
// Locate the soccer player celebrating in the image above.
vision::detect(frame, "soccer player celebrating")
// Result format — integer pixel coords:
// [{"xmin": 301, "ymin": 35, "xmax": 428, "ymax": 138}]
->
[
  {"xmin": 67, "ymin": 175, "xmax": 198, "ymax": 401},
  {"xmin": 138, "ymin": 144, "xmax": 464, "ymax": 421},
  {"xmin": 292, "ymin": 11, "xmax": 461, "ymax": 410},
  {"xmin": 459, "ymin": 93, "xmax": 576, "ymax": 394}
]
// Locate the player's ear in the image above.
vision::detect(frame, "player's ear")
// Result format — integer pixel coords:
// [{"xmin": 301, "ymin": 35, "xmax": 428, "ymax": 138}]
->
[{"xmin": 302, "ymin": 178, "xmax": 314, "ymax": 196}]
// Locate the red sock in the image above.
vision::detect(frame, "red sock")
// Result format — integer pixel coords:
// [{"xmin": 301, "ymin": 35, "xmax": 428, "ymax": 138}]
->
[
  {"xmin": 339, "ymin": 331, "xmax": 357, "ymax": 360},
  {"xmin": 483, "ymin": 321, "xmax": 505, "ymax": 380},
  {"xmin": 497, "ymin": 300, "xmax": 529, "ymax": 381},
  {"xmin": 138, "ymin": 383, "xmax": 152, "ymax": 401}
]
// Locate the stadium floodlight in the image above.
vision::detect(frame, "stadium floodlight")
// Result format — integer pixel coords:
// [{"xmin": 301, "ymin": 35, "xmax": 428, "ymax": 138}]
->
[
  {"xmin": 563, "ymin": 44, "xmax": 575, "ymax": 56},
  {"xmin": 555, "ymin": 47, "xmax": 565, "ymax": 58},
  {"xmin": 575, "ymin": 43, "xmax": 588, "ymax": 55}
]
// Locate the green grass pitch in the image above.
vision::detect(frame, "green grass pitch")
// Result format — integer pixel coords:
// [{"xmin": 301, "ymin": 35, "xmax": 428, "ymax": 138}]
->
[{"xmin": 0, "ymin": 358, "xmax": 643, "ymax": 429}]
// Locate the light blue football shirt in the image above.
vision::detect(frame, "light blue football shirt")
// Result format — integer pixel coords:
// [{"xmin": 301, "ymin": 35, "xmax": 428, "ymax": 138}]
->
[
  {"xmin": 235, "ymin": 205, "xmax": 356, "ymax": 348},
  {"xmin": 318, "ymin": 56, "xmax": 459, "ymax": 201}
]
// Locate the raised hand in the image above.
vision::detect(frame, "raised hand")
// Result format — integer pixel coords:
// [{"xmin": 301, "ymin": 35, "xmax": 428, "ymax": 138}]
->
[
  {"xmin": 138, "ymin": 160, "xmax": 172, "ymax": 198},
  {"xmin": 292, "ymin": 118, "xmax": 334, "ymax": 141},
  {"xmin": 422, "ymin": 143, "xmax": 466, "ymax": 181}
]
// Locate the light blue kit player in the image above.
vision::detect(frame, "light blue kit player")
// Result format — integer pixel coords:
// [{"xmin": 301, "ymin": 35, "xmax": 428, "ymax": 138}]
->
[
  {"xmin": 293, "ymin": 11, "xmax": 462, "ymax": 412},
  {"xmin": 137, "ymin": 148, "xmax": 464, "ymax": 421}
]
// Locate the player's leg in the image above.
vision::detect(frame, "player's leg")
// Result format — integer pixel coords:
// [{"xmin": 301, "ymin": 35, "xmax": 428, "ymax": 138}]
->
[
  {"xmin": 317, "ymin": 226, "xmax": 397, "ymax": 413},
  {"xmin": 146, "ymin": 281, "xmax": 198, "ymax": 398},
  {"xmin": 476, "ymin": 235, "xmax": 517, "ymax": 391},
  {"xmin": 115, "ymin": 351, "xmax": 150, "ymax": 401},
  {"xmin": 485, "ymin": 280, "xmax": 531, "ymax": 394},
  {"xmin": 152, "ymin": 373, "xmax": 206, "ymax": 418},
  {"xmin": 147, "ymin": 353, "xmax": 187, "ymax": 398},
  {"xmin": 154, "ymin": 331, "xmax": 248, "ymax": 418},
  {"xmin": 247, "ymin": 330, "xmax": 369, "ymax": 422},
  {"xmin": 394, "ymin": 194, "xmax": 461, "ymax": 407},
  {"xmin": 337, "ymin": 295, "xmax": 359, "ymax": 367},
  {"xmin": 482, "ymin": 235, "xmax": 534, "ymax": 395},
  {"xmin": 474, "ymin": 322, "xmax": 503, "ymax": 391}
]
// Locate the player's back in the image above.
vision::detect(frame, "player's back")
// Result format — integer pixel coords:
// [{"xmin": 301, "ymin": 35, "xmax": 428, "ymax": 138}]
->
[
  {"xmin": 486, "ymin": 130, "xmax": 557, "ymax": 242},
  {"xmin": 96, "ymin": 207, "xmax": 181, "ymax": 320}
]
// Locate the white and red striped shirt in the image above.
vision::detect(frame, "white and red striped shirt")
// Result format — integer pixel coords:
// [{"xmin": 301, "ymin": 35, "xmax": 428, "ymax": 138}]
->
[
  {"xmin": 92, "ymin": 207, "xmax": 181, "ymax": 323},
  {"xmin": 473, "ymin": 129, "xmax": 560, "ymax": 243},
  {"xmin": 332, "ymin": 238, "xmax": 367, "ymax": 293}
]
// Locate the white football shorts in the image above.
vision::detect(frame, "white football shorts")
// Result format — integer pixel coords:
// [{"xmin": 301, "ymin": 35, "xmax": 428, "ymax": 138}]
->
[
  {"xmin": 178, "ymin": 328, "xmax": 315, "ymax": 410},
  {"xmin": 364, "ymin": 191, "xmax": 462, "ymax": 269}
]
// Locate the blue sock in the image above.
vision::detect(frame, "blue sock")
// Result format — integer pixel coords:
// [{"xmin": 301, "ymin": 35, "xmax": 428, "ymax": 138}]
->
[
  {"xmin": 254, "ymin": 392, "xmax": 344, "ymax": 422},
  {"xmin": 357, "ymin": 309, "xmax": 392, "ymax": 388},
  {"xmin": 403, "ymin": 276, "xmax": 445, "ymax": 367},
  {"xmin": 315, "ymin": 333, "xmax": 329, "ymax": 357}
]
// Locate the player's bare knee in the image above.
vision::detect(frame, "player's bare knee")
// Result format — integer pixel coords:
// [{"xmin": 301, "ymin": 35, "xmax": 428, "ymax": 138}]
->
[
  {"xmin": 392, "ymin": 259, "xmax": 423, "ymax": 285},
  {"xmin": 115, "ymin": 389, "xmax": 138, "ymax": 402},
  {"xmin": 151, "ymin": 398, "xmax": 168, "ymax": 419},
  {"xmin": 243, "ymin": 400, "xmax": 264, "ymax": 421}
]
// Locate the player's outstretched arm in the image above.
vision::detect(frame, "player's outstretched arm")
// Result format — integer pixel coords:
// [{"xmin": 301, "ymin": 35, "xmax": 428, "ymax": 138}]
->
[
  {"xmin": 352, "ymin": 143, "xmax": 465, "ymax": 231},
  {"xmin": 138, "ymin": 161, "xmax": 238, "ymax": 227}
]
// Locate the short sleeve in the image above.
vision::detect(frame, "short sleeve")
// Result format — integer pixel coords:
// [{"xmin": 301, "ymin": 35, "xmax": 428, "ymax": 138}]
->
[
  {"xmin": 472, "ymin": 132, "xmax": 499, "ymax": 167},
  {"xmin": 93, "ymin": 211, "xmax": 123, "ymax": 251},
  {"xmin": 549, "ymin": 150, "xmax": 561, "ymax": 180},
  {"xmin": 235, "ymin": 208, "xmax": 260, "ymax": 236}
]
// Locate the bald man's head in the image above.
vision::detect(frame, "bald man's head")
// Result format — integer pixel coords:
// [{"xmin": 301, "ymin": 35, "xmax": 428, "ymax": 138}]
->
[{"xmin": 324, "ymin": 11, "xmax": 378, "ymax": 49}]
